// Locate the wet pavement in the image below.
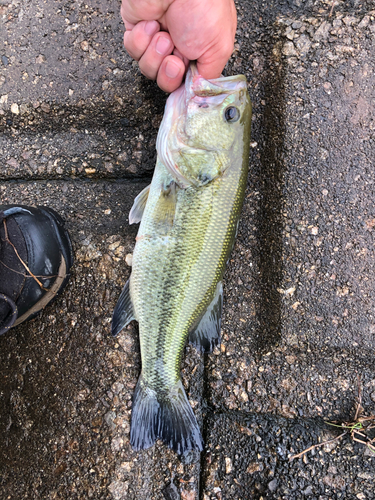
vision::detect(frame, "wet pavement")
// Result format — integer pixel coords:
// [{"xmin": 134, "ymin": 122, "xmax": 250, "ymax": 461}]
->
[{"xmin": 1, "ymin": 0, "xmax": 375, "ymax": 498}]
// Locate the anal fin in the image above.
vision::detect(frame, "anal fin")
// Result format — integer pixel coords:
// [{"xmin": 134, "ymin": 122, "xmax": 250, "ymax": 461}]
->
[
  {"xmin": 188, "ymin": 281, "xmax": 223, "ymax": 353},
  {"xmin": 111, "ymin": 279, "xmax": 136, "ymax": 336}
]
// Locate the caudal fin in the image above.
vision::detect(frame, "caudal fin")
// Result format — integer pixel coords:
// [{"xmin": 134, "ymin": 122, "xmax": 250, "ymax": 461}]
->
[{"xmin": 130, "ymin": 375, "xmax": 203, "ymax": 455}]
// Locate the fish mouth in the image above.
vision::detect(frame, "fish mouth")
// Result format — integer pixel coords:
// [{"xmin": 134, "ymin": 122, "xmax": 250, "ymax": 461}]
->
[{"xmin": 187, "ymin": 62, "xmax": 247, "ymax": 98}]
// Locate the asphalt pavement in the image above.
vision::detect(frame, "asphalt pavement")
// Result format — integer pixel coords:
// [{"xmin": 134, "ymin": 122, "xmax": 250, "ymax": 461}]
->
[{"xmin": 1, "ymin": 0, "xmax": 374, "ymax": 499}]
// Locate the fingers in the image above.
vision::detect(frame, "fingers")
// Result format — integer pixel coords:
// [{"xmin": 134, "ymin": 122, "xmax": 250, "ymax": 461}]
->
[
  {"xmin": 123, "ymin": 20, "xmax": 185, "ymax": 92},
  {"xmin": 156, "ymin": 55, "xmax": 186, "ymax": 93},
  {"xmin": 121, "ymin": 0, "xmax": 237, "ymax": 92},
  {"xmin": 138, "ymin": 32, "xmax": 174, "ymax": 80},
  {"xmin": 123, "ymin": 20, "xmax": 160, "ymax": 60}
]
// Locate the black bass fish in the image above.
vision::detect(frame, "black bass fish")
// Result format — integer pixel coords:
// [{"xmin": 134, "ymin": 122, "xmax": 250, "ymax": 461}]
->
[{"xmin": 112, "ymin": 63, "xmax": 252, "ymax": 455}]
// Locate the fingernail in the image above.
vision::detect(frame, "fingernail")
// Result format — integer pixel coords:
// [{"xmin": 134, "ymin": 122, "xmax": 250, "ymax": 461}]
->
[
  {"xmin": 156, "ymin": 36, "xmax": 172, "ymax": 56},
  {"xmin": 165, "ymin": 60, "xmax": 180, "ymax": 79},
  {"xmin": 144, "ymin": 20, "xmax": 159, "ymax": 36}
]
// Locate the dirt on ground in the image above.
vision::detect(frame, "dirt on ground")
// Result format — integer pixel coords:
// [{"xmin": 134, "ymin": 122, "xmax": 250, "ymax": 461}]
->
[{"xmin": 1, "ymin": 0, "xmax": 374, "ymax": 499}]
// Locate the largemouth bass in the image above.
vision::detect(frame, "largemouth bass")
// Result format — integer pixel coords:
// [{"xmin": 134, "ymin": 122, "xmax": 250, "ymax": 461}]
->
[{"xmin": 112, "ymin": 64, "xmax": 252, "ymax": 455}]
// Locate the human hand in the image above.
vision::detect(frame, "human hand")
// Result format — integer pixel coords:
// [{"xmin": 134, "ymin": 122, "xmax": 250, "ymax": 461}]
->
[{"xmin": 121, "ymin": 0, "xmax": 237, "ymax": 92}]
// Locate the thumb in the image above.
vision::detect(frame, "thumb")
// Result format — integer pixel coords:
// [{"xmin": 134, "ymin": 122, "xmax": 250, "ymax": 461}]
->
[{"xmin": 196, "ymin": 39, "xmax": 235, "ymax": 80}]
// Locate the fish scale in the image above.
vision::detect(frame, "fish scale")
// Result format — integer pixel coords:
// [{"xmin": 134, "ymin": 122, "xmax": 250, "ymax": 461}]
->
[{"xmin": 112, "ymin": 64, "xmax": 252, "ymax": 455}]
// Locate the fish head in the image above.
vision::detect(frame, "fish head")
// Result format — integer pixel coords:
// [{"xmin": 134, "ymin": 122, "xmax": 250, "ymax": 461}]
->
[{"xmin": 156, "ymin": 64, "xmax": 252, "ymax": 188}]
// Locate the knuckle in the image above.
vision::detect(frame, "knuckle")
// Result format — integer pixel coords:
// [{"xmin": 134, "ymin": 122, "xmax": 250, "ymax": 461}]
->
[
  {"xmin": 123, "ymin": 43, "xmax": 139, "ymax": 61},
  {"xmin": 132, "ymin": 28, "xmax": 146, "ymax": 49}
]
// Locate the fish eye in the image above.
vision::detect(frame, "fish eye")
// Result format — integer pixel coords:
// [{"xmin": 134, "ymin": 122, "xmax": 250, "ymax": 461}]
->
[{"xmin": 224, "ymin": 106, "xmax": 240, "ymax": 123}]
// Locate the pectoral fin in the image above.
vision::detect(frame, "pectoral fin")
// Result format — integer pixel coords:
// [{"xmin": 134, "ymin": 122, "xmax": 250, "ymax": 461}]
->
[
  {"xmin": 153, "ymin": 181, "xmax": 178, "ymax": 232},
  {"xmin": 112, "ymin": 279, "xmax": 136, "ymax": 336},
  {"xmin": 188, "ymin": 281, "xmax": 223, "ymax": 353},
  {"xmin": 129, "ymin": 185, "xmax": 150, "ymax": 224}
]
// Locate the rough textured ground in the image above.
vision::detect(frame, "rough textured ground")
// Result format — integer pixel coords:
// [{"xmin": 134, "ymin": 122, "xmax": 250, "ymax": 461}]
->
[{"xmin": 1, "ymin": 0, "xmax": 374, "ymax": 499}]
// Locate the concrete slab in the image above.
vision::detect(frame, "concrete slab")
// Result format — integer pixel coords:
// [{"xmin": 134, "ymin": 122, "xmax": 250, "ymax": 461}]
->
[
  {"xmin": 0, "ymin": 180, "xmax": 202, "ymax": 499},
  {"xmin": 202, "ymin": 412, "xmax": 375, "ymax": 499},
  {"xmin": 0, "ymin": 0, "xmax": 166, "ymax": 180},
  {"xmin": 1, "ymin": 0, "xmax": 375, "ymax": 499},
  {"xmin": 201, "ymin": 3, "xmax": 375, "ymax": 498}
]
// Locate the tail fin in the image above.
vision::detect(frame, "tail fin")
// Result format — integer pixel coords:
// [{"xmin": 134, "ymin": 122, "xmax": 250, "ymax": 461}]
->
[{"xmin": 130, "ymin": 375, "xmax": 203, "ymax": 455}]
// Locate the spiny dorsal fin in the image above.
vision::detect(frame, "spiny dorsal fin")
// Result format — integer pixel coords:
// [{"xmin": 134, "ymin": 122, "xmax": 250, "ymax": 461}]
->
[
  {"xmin": 188, "ymin": 281, "xmax": 223, "ymax": 353},
  {"xmin": 111, "ymin": 279, "xmax": 136, "ymax": 336},
  {"xmin": 129, "ymin": 185, "xmax": 150, "ymax": 224}
]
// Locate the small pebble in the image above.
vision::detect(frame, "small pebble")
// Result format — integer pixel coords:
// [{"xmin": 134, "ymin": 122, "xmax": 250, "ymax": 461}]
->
[
  {"xmin": 268, "ymin": 479, "xmax": 278, "ymax": 492},
  {"xmin": 10, "ymin": 103, "xmax": 19, "ymax": 115}
]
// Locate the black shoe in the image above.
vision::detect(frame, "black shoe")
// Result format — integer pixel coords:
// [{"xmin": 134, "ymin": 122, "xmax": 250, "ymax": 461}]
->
[{"xmin": 0, "ymin": 205, "xmax": 73, "ymax": 335}]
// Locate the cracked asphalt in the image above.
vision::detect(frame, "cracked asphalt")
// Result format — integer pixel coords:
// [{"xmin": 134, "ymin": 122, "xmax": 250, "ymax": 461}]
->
[{"xmin": 1, "ymin": 0, "xmax": 374, "ymax": 499}]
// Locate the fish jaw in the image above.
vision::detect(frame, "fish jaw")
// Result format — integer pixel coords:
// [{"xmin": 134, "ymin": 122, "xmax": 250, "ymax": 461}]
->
[{"xmin": 155, "ymin": 81, "xmax": 193, "ymax": 188}]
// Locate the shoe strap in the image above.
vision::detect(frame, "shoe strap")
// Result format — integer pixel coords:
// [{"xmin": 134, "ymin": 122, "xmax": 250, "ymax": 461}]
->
[{"xmin": 0, "ymin": 293, "xmax": 18, "ymax": 335}]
